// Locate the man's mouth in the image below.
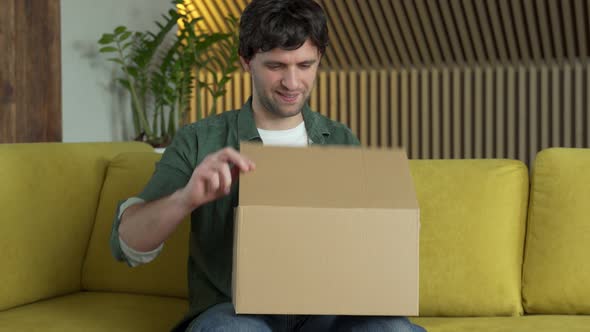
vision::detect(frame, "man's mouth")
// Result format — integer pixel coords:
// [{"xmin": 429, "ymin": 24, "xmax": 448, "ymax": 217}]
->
[{"xmin": 276, "ymin": 91, "xmax": 300, "ymax": 104}]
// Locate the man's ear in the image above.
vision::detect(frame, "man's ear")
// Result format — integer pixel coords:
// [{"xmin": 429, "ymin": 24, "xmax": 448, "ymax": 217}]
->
[{"xmin": 239, "ymin": 56, "xmax": 251, "ymax": 72}]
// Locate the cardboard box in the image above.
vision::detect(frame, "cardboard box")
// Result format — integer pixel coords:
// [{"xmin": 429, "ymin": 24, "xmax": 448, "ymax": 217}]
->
[{"xmin": 232, "ymin": 142, "xmax": 420, "ymax": 316}]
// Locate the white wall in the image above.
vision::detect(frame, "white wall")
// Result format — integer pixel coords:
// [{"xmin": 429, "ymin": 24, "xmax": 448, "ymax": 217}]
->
[{"xmin": 61, "ymin": 0, "xmax": 170, "ymax": 142}]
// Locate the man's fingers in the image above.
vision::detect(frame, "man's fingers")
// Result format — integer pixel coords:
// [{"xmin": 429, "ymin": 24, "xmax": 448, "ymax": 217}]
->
[
  {"xmin": 194, "ymin": 147, "xmax": 256, "ymax": 201},
  {"xmin": 205, "ymin": 172, "xmax": 220, "ymax": 194},
  {"xmin": 217, "ymin": 147, "xmax": 255, "ymax": 172},
  {"xmin": 218, "ymin": 163, "xmax": 233, "ymax": 194}
]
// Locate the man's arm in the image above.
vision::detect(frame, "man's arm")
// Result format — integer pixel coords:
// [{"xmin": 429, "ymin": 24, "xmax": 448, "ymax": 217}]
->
[
  {"xmin": 118, "ymin": 189, "xmax": 192, "ymax": 252},
  {"xmin": 118, "ymin": 147, "xmax": 256, "ymax": 252}
]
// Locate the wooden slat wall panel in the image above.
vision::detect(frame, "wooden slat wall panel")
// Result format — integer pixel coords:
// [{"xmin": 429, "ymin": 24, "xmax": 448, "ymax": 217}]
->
[
  {"xmin": 196, "ymin": 61, "xmax": 590, "ymax": 165},
  {"xmin": 319, "ymin": 71, "xmax": 328, "ymax": 118},
  {"xmin": 187, "ymin": 0, "xmax": 590, "ymax": 68},
  {"xmin": 574, "ymin": 62, "xmax": 584, "ymax": 147},
  {"xmin": 488, "ymin": 1, "xmax": 508, "ymax": 62},
  {"xmin": 574, "ymin": 0, "xmax": 587, "ymax": 57},
  {"xmin": 380, "ymin": 70, "xmax": 389, "ymax": 147},
  {"xmin": 369, "ymin": 70, "xmax": 378, "ymax": 147},
  {"xmin": 549, "ymin": 1, "xmax": 565, "ymax": 59},
  {"xmin": 528, "ymin": 67, "xmax": 538, "ymax": 164},
  {"xmin": 496, "ymin": 67, "xmax": 505, "ymax": 158},
  {"xmin": 329, "ymin": 71, "xmax": 338, "ymax": 121},
  {"xmin": 390, "ymin": 69, "xmax": 400, "ymax": 149},
  {"xmin": 186, "ymin": 0, "xmax": 590, "ymax": 167},
  {"xmin": 463, "ymin": 67, "xmax": 473, "ymax": 159},
  {"xmin": 400, "ymin": 70, "xmax": 410, "ymax": 153},
  {"xmin": 410, "ymin": 68, "xmax": 419, "ymax": 158},
  {"xmin": 518, "ymin": 65, "xmax": 527, "ymax": 161},
  {"xmin": 420, "ymin": 68, "xmax": 430, "ymax": 159},
  {"xmin": 523, "ymin": 0, "xmax": 542, "ymax": 60},
  {"xmin": 539, "ymin": 66, "xmax": 549, "ymax": 150},
  {"xmin": 506, "ymin": 67, "xmax": 516, "ymax": 159},
  {"xmin": 452, "ymin": 67, "xmax": 462, "ymax": 158},
  {"xmin": 321, "ymin": 1, "xmax": 349, "ymax": 68},
  {"xmin": 339, "ymin": 71, "xmax": 348, "ymax": 126},
  {"xmin": 359, "ymin": 71, "xmax": 369, "ymax": 145},
  {"xmin": 473, "ymin": 67, "xmax": 484, "ymax": 158},
  {"xmin": 441, "ymin": 69, "xmax": 451, "ymax": 158}
]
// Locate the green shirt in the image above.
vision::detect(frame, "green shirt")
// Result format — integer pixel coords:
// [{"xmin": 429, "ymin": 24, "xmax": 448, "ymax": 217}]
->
[{"xmin": 110, "ymin": 97, "xmax": 360, "ymax": 331}]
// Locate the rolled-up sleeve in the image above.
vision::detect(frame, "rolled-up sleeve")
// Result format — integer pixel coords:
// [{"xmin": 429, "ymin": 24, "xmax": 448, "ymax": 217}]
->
[{"xmin": 109, "ymin": 126, "xmax": 197, "ymax": 266}]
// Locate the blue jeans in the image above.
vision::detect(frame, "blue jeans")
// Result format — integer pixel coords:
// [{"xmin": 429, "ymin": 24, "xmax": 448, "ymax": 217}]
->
[{"xmin": 187, "ymin": 303, "xmax": 427, "ymax": 332}]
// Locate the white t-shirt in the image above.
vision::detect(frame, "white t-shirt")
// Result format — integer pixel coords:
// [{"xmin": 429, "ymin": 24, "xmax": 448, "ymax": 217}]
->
[{"xmin": 120, "ymin": 122, "xmax": 309, "ymax": 266}]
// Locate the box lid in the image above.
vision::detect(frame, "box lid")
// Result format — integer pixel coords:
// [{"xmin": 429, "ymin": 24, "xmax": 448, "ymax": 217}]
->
[{"xmin": 239, "ymin": 142, "xmax": 418, "ymax": 209}]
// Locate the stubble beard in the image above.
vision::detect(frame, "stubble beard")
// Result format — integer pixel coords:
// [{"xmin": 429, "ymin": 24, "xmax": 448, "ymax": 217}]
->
[{"xmin": 258, "ymin": 90, "xmax": 310, "ymax": 119}]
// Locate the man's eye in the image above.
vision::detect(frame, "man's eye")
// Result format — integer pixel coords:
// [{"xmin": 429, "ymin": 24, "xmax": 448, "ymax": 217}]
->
[{"xmin": 267, "ymin": 64, "xmax": 282, "ymax": 70}]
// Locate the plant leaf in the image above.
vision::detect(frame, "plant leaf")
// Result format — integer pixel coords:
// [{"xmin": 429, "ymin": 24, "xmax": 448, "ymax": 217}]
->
[
  {"xmin": 114, "ymin": 26, "xmax": 127, "ymax": 34},
  {"xmin": 126, "ymin": 66, "xmax": 139, "ymax": 78},
  {"xmin": 99, "ymin": 46, "xmax": 118, "ymax": 53},
  {"xmin": 119, "ymin": 31, "xmax": 133, "ymax": 42},
  {"xmin": 98, "ymin": 34, "xmax": 115, "ymax": 44},
  {"xmin": 108, "ymin": 58, "xmax": 125, "ymax": 65},
  {"xmin": 117, "ymin": 78, "xmax": 131, "ymax": 89},
  {"xmin": 122, "ymin": 41, "xmax": 134, "ymax": 51}
]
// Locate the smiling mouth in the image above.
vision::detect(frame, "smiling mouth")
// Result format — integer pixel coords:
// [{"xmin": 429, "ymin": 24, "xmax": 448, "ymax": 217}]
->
[{"xmin": 276, "ymin": 91, "xmax": 300, "ymax": 103}]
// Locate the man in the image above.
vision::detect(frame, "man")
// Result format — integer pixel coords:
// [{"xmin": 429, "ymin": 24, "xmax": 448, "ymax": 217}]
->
[{"xmin": 110, "ymin": 0, "xmax": 426, "ymax": 331}]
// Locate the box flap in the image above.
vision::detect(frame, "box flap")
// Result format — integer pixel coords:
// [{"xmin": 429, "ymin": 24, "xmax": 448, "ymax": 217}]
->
[{"xmin": 239, "ymin": 142, "xmax": 418, "ymax": 209}]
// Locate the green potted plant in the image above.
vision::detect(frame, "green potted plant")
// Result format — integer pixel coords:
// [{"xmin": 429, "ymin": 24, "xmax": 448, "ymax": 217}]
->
[{"xmin": 97, "ymin": 0, "xmax": 239, "ymax": 148}]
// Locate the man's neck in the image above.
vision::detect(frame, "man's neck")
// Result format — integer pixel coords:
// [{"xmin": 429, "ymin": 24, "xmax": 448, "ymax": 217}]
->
[{"xmin": 252, "ymin": 106, "xmax": 304, "ymax": 130}]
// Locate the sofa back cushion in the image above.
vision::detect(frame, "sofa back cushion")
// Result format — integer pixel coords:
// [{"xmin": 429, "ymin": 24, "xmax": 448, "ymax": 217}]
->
[
  {"xmin": 410, "ymin": 159, "xmax": 528, "ymax": 316},
  {"xmin": 82, "ymin": 152, "xmax": 189, "ymax": 298},
  {"xmin": 0, "ymin": 142, "xmax": 152, "ymax": 311},
  {"xmin": 522, "ymin": 148, "xmax": 590, "ymax": 314}
]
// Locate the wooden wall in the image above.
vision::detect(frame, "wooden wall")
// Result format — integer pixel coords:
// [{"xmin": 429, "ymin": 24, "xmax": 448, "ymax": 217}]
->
[
  {"xmin": 0, "ymin": 0, "xmax": 62, "ymax": 143},
  {"xmin": 187, "ymin": 0, "xmax": 590, "ymax": 166}
]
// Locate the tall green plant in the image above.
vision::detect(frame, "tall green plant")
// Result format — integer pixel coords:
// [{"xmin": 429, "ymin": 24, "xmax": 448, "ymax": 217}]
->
[
  {"xmin": 98, "ymin": 0, "xmax": 240, "ymax": 147},
  {"xmin": 182, "ymin": 16, "xmax": 241, "ymax": 121}
]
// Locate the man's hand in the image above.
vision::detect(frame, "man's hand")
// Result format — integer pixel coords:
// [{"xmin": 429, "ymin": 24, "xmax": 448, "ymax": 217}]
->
[
  {"xmin": 119, "ymin": 147, "xmax": 255, "ymax": 253},
  {"xmin": 180, "ymin": 147, "xmax": 256, "ymax": 209}
]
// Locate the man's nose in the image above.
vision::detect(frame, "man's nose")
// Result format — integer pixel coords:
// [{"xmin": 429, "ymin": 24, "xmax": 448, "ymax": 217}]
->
[{"xmin": 281, "ymin": 69, "xmax": 299, "ymax": 90}]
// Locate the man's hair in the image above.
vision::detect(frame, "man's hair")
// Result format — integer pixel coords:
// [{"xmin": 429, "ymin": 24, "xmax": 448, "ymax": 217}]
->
[{"xmin": 238, "ymin": 0, "xmax": 329, "ymax": 61}]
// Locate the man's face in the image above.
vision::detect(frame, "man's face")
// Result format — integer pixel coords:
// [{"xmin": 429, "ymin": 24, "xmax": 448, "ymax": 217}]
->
[{"xmin": 240, "ymin": 39, "xmax": 321, "ymax": 119}]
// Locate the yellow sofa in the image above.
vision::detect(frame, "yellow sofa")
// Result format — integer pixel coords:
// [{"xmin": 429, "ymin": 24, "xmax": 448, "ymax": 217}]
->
[{"xmin": 1, "ymin": 142, "xmax": 589, "ymax": 331}]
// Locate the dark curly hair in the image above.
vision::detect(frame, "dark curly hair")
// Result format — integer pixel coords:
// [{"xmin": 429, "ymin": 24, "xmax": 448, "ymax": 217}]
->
[{"xmin": 238, "ymin": 0, "xmax": 329, "ymax": 61}]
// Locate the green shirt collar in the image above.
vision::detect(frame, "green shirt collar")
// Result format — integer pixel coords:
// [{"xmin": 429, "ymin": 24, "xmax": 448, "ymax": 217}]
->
[{"xmin": 237, "ymin": 97, "xmax": 330, "ymax": 144}]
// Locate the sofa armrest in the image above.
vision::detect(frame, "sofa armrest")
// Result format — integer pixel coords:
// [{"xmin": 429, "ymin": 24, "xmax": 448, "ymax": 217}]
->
[{"xmin": 0, "ymin": 142, "xmax": 152, "ymax": 311}]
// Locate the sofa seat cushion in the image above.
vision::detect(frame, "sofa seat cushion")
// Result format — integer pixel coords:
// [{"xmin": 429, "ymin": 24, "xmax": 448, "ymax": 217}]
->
[
  {"xmin": 410, "ymin": 160, "xmax": 529, "ymax": 316},
  {"xmin": 522, "ymin": 148, "xmax": 590, "ymax": 314},
  {"xmin": 411, "ymin": 315, "xmax": 590, "ymax": 332},
  {"xmin": 0, "ymin": 292, "xmax": 187, "ymax": 332}
]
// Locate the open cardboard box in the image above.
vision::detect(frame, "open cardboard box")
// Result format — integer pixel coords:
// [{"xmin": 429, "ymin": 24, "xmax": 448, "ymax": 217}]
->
[{"xmin": 232, "ymin": 142, "xmax": 420, "ymax": 316}]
